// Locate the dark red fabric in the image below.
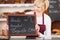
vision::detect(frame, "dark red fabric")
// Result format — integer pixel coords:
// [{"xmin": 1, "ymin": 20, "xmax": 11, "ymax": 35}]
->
[
  {"xmin": 38, "ymin": 24, "xmax": 46, "ymax": 34},
  {"xmin": 38, "ymin": 13, "xmax": 46, "ymax": 34},
  {"xmin": 34, "ymin": 12, "xmax": 46, "ymax": 34}
]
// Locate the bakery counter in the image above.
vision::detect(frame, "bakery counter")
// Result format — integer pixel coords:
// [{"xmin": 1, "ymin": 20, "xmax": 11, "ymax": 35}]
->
[
  {"xmin": 8, "ymin": 38, "xmax": 60, "ymax": 40},
  {"xmin": 0, "ymin": 37, "xmax": 52, "ymax": 40},
  {"xmin": 2, "ymin": 37, "xmax": 60, "ymax": 40}
]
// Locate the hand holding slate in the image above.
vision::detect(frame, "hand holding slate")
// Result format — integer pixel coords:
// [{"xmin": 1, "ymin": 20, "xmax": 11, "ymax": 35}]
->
[
  {"xmin": 2, "ymin": 24, "xmax": 9, "ymax": 37},
  {"xmin": 35, "ymin": 24, "xmax": 40, "ymax": 35}
]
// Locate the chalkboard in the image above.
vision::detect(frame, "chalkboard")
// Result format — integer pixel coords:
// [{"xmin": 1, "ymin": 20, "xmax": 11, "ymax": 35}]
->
[
  {"xmin": 49, "ymin": 0, "xmax": 60, "ymax": 21},
  {"xmin": 7, "ymin": 14, "xmax": 37, "ymax": 36}
]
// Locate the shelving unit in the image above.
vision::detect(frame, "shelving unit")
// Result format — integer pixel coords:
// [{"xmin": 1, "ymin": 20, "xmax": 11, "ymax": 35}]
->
[
  {"xmin": 0, "ymin": 4, "xmax": 35, "ymax": 39},
  {"xmin": 52, "ymin": 34, "xmax": 60, "ymax": 38},
  {"xmin": 0, "ymin": 4, "xmax": 34, "ymax": 22},
  {"xmin": 0, "ymin": 4, "xmax": 34, "ymax": 7},
  {"xmin": 0, "ymin": 18, "xmax": 6, "ymax": 21}
]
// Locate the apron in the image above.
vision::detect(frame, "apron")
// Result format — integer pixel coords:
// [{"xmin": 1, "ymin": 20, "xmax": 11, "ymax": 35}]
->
[
  {"xmin": 26, "ymin": 12, "xmax": 46, "ymax": 39},
  {"xmin": 38, "ymin": 12, "xmax": 46, "ymax": 34}
]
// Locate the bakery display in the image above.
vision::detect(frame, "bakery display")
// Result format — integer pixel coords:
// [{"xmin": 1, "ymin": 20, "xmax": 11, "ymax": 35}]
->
[
  {"xmin": 0, "ymin": 0, "xmax": 34, "ymax": 4},
  {"xmin": 0, "ymin": 12, "xmax": 24, "ymax": 18}
]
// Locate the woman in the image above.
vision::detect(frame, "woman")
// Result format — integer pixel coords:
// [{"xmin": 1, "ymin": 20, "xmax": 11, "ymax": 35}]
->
[
  {"xmin": 34, "ymin": 0, "xmax": 51, "ymax": 39},
  {"xmin": 2, "ymin": 0, "xmax": 51, "ymax": 39},
  {"xmin": 25, "ymin": 0, "xmax": 51, "ymax": 39}
]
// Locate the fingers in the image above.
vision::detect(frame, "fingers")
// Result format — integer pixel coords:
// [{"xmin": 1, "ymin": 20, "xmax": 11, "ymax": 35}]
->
[
  {"xmin": 2, "ymin": 29, "xmax": 8, "ymax": 36},
  {"xmin": 35, "ymin": 24, "xmax": 40, "ymax": 31},
  {"xmin": 2, "ymin": 24, "xmax": 8, "ymax": 37},
  {"xmin": 35, "ymin": 24, "xmax": 40, "ymax": 35}
]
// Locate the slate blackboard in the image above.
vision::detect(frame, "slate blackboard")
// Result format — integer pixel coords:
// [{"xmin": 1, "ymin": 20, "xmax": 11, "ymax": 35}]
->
[
  {"xmin": 7, "ymin": 14, "xmax": 37, "ymax": 36},
  {"xmin": 49, "ymin": 0, "xmax": 60, "ymax": 21}
]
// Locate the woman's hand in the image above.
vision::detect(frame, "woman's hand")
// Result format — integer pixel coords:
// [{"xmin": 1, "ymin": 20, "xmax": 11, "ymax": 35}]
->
[
  {"xmin": 2, "ymin": 24, "xmax": 8, "ymax": 37},
  {"xmin": 35, "ymin": 24, "xmax": 40, "ymax": 35}
]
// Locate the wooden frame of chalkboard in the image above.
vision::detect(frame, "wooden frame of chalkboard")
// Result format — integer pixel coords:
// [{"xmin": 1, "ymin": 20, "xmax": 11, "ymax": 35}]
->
[{"xmin": 7, "ymin": 14, "xmax": 38, "ymax": 36}]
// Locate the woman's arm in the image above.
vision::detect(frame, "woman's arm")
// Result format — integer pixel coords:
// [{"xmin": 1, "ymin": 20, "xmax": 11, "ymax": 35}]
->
[{"xmin": 44, "ymin": 15, "xmax": 51, "ymax": 39}]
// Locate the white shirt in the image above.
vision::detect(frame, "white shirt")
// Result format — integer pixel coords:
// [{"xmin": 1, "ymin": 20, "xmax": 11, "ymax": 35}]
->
[{"xmin": 25, "ymin": 11, "xmax": 52, "ymax": 39}]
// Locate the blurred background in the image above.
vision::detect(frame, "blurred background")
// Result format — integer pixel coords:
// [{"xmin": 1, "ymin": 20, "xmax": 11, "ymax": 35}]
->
[{"xmin": 0, "ymin": 0, "xmax": 60, "ymax": 40}]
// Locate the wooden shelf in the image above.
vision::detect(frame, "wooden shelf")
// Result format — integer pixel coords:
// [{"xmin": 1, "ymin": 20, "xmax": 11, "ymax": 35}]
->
[
  {"xmin": 0, "ymin": 4, "xmax": 34, "ymax": 7},
  {"xmin": 52, "ymin": 34, "xmax": 60, "ymax": 38},
  {"xmin": 0, "ymin": 18, "xmax": 6, "ymax": 21}
]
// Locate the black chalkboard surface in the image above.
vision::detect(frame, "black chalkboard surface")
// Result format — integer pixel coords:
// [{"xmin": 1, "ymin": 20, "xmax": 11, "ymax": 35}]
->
[
  {"xmin": 49, "ymin": 0, "xmax": 60, "ymax": 21},
  {"xmin": 7, "ymin": 14, "xmax": 37, "ymax": 36}
]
